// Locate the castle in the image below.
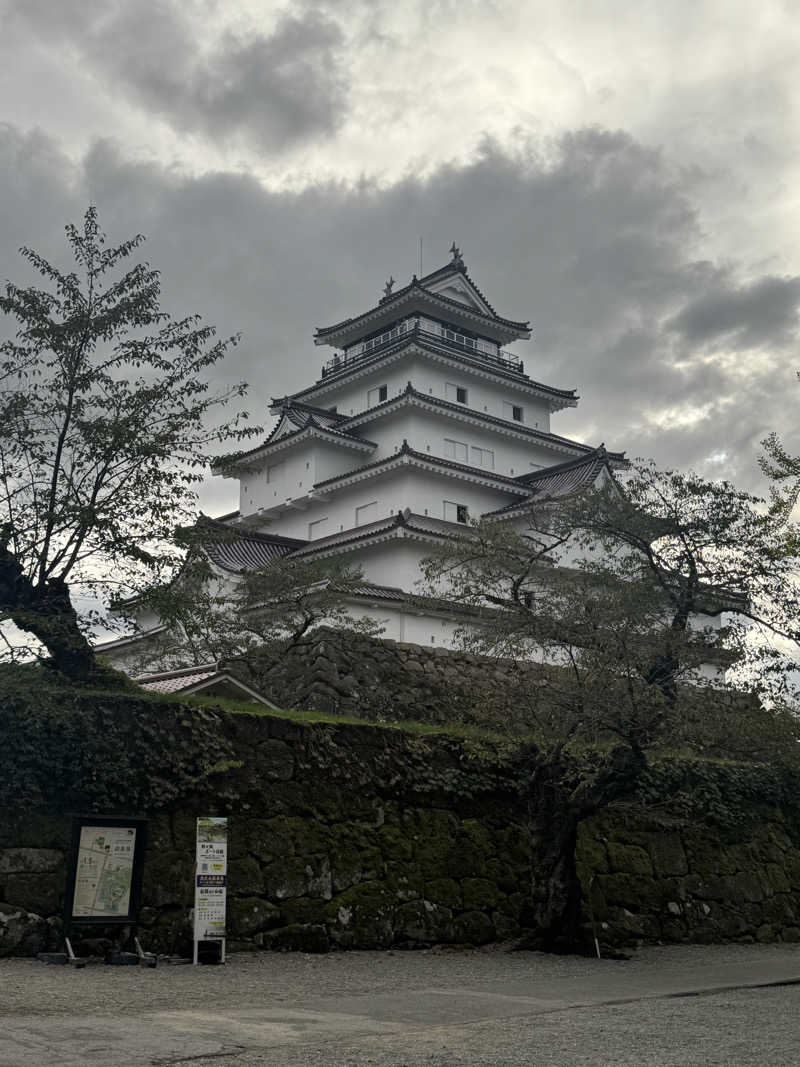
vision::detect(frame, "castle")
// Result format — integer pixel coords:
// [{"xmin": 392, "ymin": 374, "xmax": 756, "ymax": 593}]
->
[{"xmin": 102, "ymin": 246, "xmax": 623, "ymax": 664}]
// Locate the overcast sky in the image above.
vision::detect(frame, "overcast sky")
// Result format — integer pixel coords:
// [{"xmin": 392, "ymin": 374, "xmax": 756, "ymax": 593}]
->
[{"xmin": 2, "ymin": 0, "xmax": 798, "ymax": 517}]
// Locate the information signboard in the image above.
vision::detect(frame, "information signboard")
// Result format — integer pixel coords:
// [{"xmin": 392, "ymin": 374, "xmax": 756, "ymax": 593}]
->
[
  {"xmin": 193, "ymin": 817, "xmax": 228, "ymax": 961},
  {"xmin": 64, "ymin": 816, "xmax": 147, "ymax": 928}
]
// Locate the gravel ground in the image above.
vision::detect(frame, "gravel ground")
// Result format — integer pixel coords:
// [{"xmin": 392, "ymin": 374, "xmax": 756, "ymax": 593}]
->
[
  {"xmin": 2, "ymin": 942, "xmax": 798, "ymax": 1017},
  {"xmin": 2, "ymin": 944, "xmax": 800, "ymax": 1066},
  {"xmin": 216, "ymin": 985, "xmax": 800, "ymax": 1067}
]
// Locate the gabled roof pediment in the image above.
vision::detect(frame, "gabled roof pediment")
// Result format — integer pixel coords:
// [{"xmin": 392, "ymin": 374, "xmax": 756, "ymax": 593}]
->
[
  {"xmin": 315, "ymin": 251, "xmax": 531, "ymax": 349},
  {"xmin": 422, "ymin": 271, "xmax": 493, "ymax": 315}
]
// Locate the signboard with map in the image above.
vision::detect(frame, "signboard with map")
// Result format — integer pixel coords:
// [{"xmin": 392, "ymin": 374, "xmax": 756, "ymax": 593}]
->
[{"xmin": 64, "ymin": 816, "xmax": 147, "ymax": 927}]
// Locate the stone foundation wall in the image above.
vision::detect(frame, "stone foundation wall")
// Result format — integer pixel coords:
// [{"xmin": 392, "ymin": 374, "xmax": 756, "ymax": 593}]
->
[
  {"xmin": 3, "ymin": 680, "xmax": 800, "ymax": 957},
  {"xmin": 245, "ymin": 629, "xmax": 545, "ymax": 731},
  {"xmin": 0, "ymin": 708, "xmax": 533, "ymax": 957},
  {"xmin": 577, "ymin": 812, "xmax": 800, "ymax": 947}
]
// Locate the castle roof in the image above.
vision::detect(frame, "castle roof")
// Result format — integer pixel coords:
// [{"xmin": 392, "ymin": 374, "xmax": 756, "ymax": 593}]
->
[
  {"xmin": 483, "ymin": 448, "xmax": 619, "ymax": 517},
  {"xmin": 197, "ymin": 516, "xmax": 307, "ymax": 572},
  {"xmin": 313, "ymin": 439, "xmax": 533, "ymax": 495},
  {"xmin": 290, "ymin": 331, "xmax": 578, "ymax": 411},
  {"xmin": 341, "ymin": 384, "xmax": 603, "ymax": 457},
  {"xmin": 314, "ymin": 254, "xmax": 531, "ymax": 349}
]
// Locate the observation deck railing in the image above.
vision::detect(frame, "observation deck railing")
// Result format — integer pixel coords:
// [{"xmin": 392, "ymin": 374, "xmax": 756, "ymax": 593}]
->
[{"xmin": 320, "ymin": 316, "xmax": 524, "ymax": 379}]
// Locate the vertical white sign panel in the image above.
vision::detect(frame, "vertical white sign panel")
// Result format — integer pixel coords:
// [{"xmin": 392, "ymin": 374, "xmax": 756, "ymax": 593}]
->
[{"xmin": 194, "ymin": 817, "xmax": 228, "ymax": 953}]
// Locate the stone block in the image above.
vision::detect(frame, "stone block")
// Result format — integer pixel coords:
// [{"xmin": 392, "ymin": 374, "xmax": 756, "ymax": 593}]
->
[
  {"xmin": 461, "ymin": 877, "xmax": 503, "ymax": 912},
  {"xmin": 246, "ymin": 816, "xmax": 298, "ymax": 862},
  {"xmin": 228, "ymin": 897, "xmax": 281, "ymax": 937},
  {"xmin": 263, "ymin": 856, "xmax": 331, "ymax": 901},
  {"xmin": 3, "ymin": 873, "xmax": 62, "ymax": 916},
  {"xmin": 452, "ymin": 910, "xmax": 495, "ymax": 945},
  {"xmin": 597, "ymin": 873, "xmax": 659, "ymax": 913},
  {"xmin": 763, "ymin": 864, "xmax": 791, "ymax": 895},
  {"xmin": 394, "ymin": 899, "xmax": 453, "ymax": 943},
  {"xmin": 228, "ymin": 856, "xmax": 264, "ymax": 897},
  {"xmin": 328, "ymin": 881, "xmax": 394, "ymax": 949},
  {"xmin": 377, "ymin": 825, "xmax": 414, "ymax": 863},
  {"xmin": 256, "ymin": 739, "xmax": 295, "ymax": 781},
  {"xmin": 575, "ymin": 834, "xmax": 609, "ymax": 876},
  {"xmin": 0, "ymin": 903, "xmax": 48, "ymax": 957},
  {"xmin": 724, "ymin": 872, "xmax": 765, "ymax": 904},
  {"xmin": 277, "ymin": 897, "xmax": 321, "ymax": 925},
  {"xmin": 385, "ymin": 864, "xmax": 422, "ymax": 902},
  {"xmin": 262, "ymin": 923, "xmax": 329, "ymax": 953},
  {"xmin": 482, "ymin": 857, "xmax": 525, "ymax": 894},
  {"xmin": 492, "ymin": 910, "xmax": 520, "ymax": 940},
  {"xmin": 648, "ymin": 833, "xmax": 689, "ymax": 879},
  {"xmin": 606, "ymin": 842, "xmax": 653, "ymax": 877},
  {"xmin": 141, "ymin": 850, "xmax": 193, "ymax": 909},
  {"xmin": 424, "ymin": 878, "xmax": 461, "ymax": 909},
  {"xmin": 0, "ymin": 848, "xmax": 63, "ymax": 875}
]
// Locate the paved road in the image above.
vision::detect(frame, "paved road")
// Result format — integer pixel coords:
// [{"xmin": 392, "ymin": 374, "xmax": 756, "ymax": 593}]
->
[{"xmin": 1, "ymin": 944, "xmax": 799, "ymax": 1065}]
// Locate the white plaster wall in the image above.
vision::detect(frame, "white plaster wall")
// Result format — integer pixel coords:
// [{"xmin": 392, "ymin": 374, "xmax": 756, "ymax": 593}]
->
[
  {"xmin": 306, "ymin": 349, "xmax": 553, "ymax": 429},
  {"xmin": 262, "ymin": 467, "xmax": 512, "ymax": 542},
  {"xmin": 357, "ymin": 407, "xmax": 569, "ymax": 475},
  {"xmin": 239, "ymin": 442, "xmax": 371, "ymax": 516}
]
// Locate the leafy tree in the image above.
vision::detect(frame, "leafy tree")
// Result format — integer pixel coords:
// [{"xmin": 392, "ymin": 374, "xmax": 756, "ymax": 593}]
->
[
  {"xmin": 0, "ymin": 208, "xmax": 256, "ymax": 682},
  {"xmin": 561, "ymin": 461, "xmax": 800, "ymax": 702},
  {"xmin": 761, "ymin": 374, "xmax": 800, "ymax": 526},
  {"xmin": 129, "ymin": 517, "xmax": 383, "ymax": 674},
  {"xmin": 422, "ymin": 461, "xmax": 800, "ymax": 951}
]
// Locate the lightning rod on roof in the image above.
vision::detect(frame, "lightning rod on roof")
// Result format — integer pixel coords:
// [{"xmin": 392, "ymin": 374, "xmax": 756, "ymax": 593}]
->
[{"xmin": 419, "ymin": 236, "xmax": 423, "ymax": 277}]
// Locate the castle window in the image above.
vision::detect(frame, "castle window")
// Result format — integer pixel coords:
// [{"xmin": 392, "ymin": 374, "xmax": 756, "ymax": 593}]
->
[
  {"xmin": 308, "ymin": 517, "xmax": 328, "ymax": 539},
  {"xmin": 355, "ymin": 501, "xmax": 378, "ymax": 526},
  {"xmin": 444, "ymin": 501, "xmax": 469, "ymax": 524},
  {"xmin": 503, "ymin": 401, "xmax": 524, "ymax": 423},
  {"xmin": 444, "ymin": 438, "xmax": 468, "ymax": 462},
  {"xmin": 368, "ymin": 384, "xmax": 388, "ymax": 405},
  {"xmin": 446, "ymin": 383, "xmax": 468, "ymax": 405},
  {"xmin": 471, "ymin": 446, "xmax": 494, "ymax": 470}
]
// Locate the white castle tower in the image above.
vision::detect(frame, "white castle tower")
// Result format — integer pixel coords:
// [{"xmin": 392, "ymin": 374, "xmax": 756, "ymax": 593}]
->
[{"xmin": 198, "ymin": 245, "xmax": 624, "ymax": 648}]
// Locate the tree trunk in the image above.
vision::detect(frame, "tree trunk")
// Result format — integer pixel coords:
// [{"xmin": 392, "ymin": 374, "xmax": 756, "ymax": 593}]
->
[
  {"xmin": 524, "ymin": 743, "xmax": 648, "ymax": 953},
  {"xmin": 0, "ymin": 545, "xmax": 108, "ymax": 683},
  {"xmin": 527, "ymin": 777, "xmax": 584, "ymax": 952}
]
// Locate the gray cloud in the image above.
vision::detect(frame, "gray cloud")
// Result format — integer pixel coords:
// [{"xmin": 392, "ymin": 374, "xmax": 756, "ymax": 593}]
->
[
  {"xmin": 6, "ymin": 0, "xmax": 349, "ymax": 152},
  {"xmin": 669, "ymin": 275, "xmax": 800, "ymax": 348},
  {"xmin": 1, "ymin": 123, "xmax": 798, "ymax": 516}
]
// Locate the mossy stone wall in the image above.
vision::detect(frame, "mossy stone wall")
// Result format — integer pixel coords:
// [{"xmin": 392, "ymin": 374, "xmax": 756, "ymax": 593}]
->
[
  {"xmin": 243, "ymin": 627, "xmax": 547, "ymax": 732},
  {"xmin": 0, "ymin": 702, "xmax": 534, "ymax": 956},
  {"xmin": 577, "ymin": 812, "xmax": 800, "ymax": 946}
]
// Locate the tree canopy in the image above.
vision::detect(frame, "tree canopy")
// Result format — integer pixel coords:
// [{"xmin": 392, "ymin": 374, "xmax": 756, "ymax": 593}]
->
[
  {"xmin": 131, "ymin": 519, "xmax": 383, "ymax": 674},
  {"xmin": 421, "ymin": 461, "xmax": 800, "ymax": 949},
  {"xmin": 0, "ymin": 208, "xmax": 256, "ymax": 680}
]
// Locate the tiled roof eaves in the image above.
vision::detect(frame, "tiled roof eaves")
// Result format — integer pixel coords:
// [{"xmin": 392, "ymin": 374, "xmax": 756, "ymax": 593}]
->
[
  {"xmin": 197, "ymin": 515, "xmax": 307, "ymax": 548},
  {"xmin": 290, "ymin": 512, "xmax": 457, "ymax": 559},
  {"xmin": 314, "ymin": 281, "xmax": 530, "ymax": 341},
  {"xmin": 214, "ymin": 423, "xmax": 377, "ymax": 471},
  {"xmin": 291, "ymin": 337, "xmax": 577, "ymax": 407},
  {"xmin": 513, "ymin": 448, "xmax": 625, "ymax": 486},
  {"xmin": 342, "ymin": 387, "xmax": 591, "ymax": 454},
  {"xmin": 481, "ymin": 452, "xmax": 613, "ymax": 517},
  {"xmin": 268, "ymin": 397, "xmax": 348, "ymax": 423},
  {"xmin": 312, "ymin": 443, "xmax": 533, "ymax": 495}
]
